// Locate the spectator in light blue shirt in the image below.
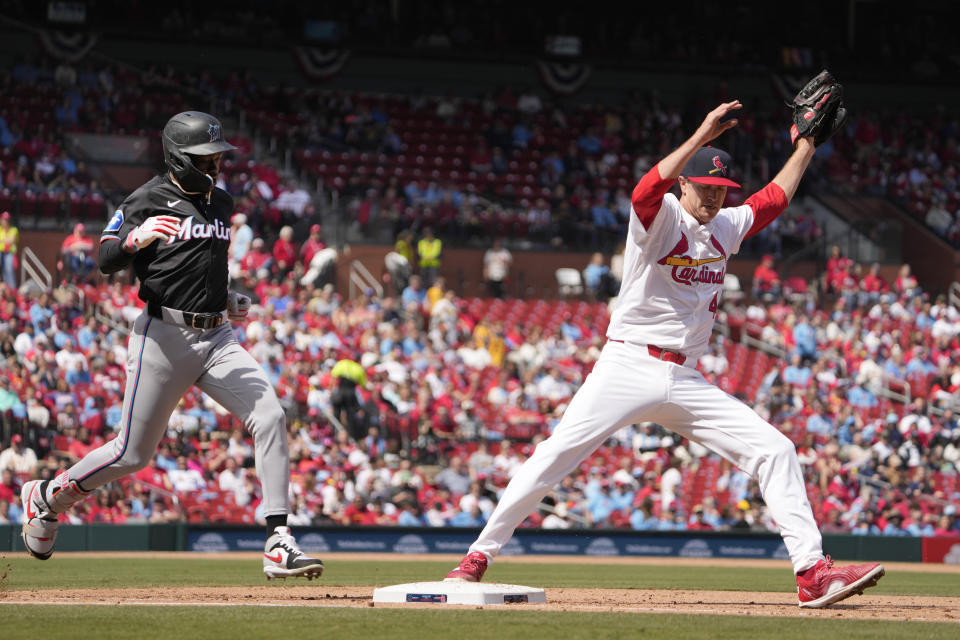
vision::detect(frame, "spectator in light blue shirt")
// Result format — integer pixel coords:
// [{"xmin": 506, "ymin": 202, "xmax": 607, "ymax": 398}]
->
[
  {"xmin": 587, "ymin": 484, "xmax": 615, "ymax": 524},
  {"xmin": 583, "ymin": 252, "xmax": 610, "ymax": 298},
  {"xmin": 610, "ymin": 482, "xmax": 635, "ymax": 511},
  {"xmin": 76, "ymin": 317, "xmax": 99, "ymax": 351},
  {"xmin": 591, "ymin": 198, "xmax": 618, "ymax": 230},
  {"xmin": 403, "ymin": 180, "xmax": 423, "ymax": 203},
  {"xmin": 905, "ymin": 509, "xmax": 936, "ymax": 537},
  {"xmin": 846, "ymin": 383, "xmax": 878, "ymax": 408},
  {"xmin": 805, "ymin": 401, "xmax": 834, "ymax": 437},
  {"xmin": 512, "ymin": 122, "xmax": 532, "ymax": 149},
  {"xmin": 792, "ymin": 317, "xmax": 817, "ymax": 360},
  {"xmin": 449, "ymin": 505, "xmax": 486, "ymax": 528},
  {"xmin": 630, "ymin": 504, "xmax": 659, "ymax": 531},
  {"xmin": 850, "ymin": 512, "xmax": 882, "ymax": 536},
  {"xmin": 577, "ymin": 127, "xmax": 602, "ymax": 154},
  {"xmin": 782, "ymin": 353, "xmax": 811, "ymax": 387},
  {"xmin": 396, "ymin": 503, "xmax": 425, "ymax": 527},
  {"xmin": 657, "ymin": 510, "xmax": 686, "ymax": 531},
  {"xmin": 560, "ymin": 318, "xmax": 582, "ymax": 342},
  {"xmin": 881, "ymin": 512, "xmax": 908, "ymax": 536},
  {"xmin": 882, "ymin": 347, "xmax": 907, "ymax": 380},
  {"xmin": 7, "ymin": 499, "xmax": 23, "ymax": 524},
  {"xmin": 904, "ymin": 346, "xmax": 937, "ymax": 376},
  {"xmin": 29, "ymin": 293, "xmax": 55, "ymax": 333},
  {"xmin": 401, "ymin": 275, "xmax": 427, "ymax": 308}
]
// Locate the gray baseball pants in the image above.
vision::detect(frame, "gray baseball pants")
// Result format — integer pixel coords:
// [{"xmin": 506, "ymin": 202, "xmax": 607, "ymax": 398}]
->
[{"xmin": 65, "ymin": 312, "xmax": 289, "ymax": 516}]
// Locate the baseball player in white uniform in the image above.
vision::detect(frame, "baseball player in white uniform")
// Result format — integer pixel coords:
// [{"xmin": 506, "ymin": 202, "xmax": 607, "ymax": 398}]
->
[{"xmin": 444, "ymin": 101, "xmax": 885, "ymax": 608}]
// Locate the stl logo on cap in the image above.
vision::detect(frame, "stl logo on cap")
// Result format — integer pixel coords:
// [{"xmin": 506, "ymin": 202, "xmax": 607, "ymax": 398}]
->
[
  {"xmin": 208, "ymin": 123, "xmax": 221, "ymax": 142},
  {"xmin": 709, "ymin": 155, "xmax": 727, "ymax": 177}
]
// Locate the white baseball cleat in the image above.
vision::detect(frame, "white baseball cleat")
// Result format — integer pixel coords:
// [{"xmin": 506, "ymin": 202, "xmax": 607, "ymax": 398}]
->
[
  {"xmin": 21, "ymin": 480, "xmax": 60, "ymax": 560},
  {"xmin": 263, "ymin": 526, "xmax": 324, "ymax": 580}
]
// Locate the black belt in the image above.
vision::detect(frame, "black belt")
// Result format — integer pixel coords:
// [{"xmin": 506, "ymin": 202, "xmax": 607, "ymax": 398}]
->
[{"xmin": 147, "ymin": 302, "xmax": 224, "ymax": 330}]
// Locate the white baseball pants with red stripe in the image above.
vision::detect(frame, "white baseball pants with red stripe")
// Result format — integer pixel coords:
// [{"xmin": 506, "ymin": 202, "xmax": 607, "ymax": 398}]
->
[{"xmin": 470, "ymin": 340, "xmax": 824, "ymax": 574}]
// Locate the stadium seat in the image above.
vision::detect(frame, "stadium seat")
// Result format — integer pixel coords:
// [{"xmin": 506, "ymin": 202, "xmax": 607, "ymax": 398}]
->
[{"xmin": 556, "ymin": 268, "xmax": 584, "ymax": 297}]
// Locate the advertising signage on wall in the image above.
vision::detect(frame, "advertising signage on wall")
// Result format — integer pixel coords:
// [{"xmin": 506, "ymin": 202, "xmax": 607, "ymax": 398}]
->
[{"xmin": 187, "ymin": 527, "xmax": 792, "ymax": 560}]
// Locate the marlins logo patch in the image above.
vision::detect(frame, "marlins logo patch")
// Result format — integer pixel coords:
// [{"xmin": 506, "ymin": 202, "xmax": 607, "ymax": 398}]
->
[
  {"xmin": 104, "ymin": 209, "xmax": 124, "ymax": 233},
  {"xmin": 208, "ymin": 123, "xmax": 221, "ymax": 142}
]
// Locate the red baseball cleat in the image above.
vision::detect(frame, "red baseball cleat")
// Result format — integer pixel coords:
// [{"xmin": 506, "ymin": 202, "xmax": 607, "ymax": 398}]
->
[
  {"xmin": 796, "ymin": 556, "xmax": 885, "ymax": 608},
  {"xmin": 444, "ymin": 551, "xmax": 489, "ymax": 582}
]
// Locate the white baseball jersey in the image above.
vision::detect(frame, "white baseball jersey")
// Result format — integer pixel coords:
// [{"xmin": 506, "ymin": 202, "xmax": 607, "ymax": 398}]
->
[
  {"xmin": 608, "ymin": 167, "xmax": 783, "ymax": 359},
  {"xmin": 465, "ymin": 164, "xmax": 824, "ymax": 576}
]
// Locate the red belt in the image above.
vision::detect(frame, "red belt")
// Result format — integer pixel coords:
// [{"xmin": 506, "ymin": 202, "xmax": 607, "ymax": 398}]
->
[{"xmin": 609, "ymin": 339, "xmax": 687, "ymax": 365}]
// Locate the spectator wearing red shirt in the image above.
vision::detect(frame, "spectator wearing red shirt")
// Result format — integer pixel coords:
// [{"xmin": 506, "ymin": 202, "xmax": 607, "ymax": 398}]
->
[
  {"xmin": 134, "ymin": 455, "xmax": 174, "ymax": 492},
  {"xmin": 825, "ymin": 245, "xmax": 852, "ymax": 293},
  {"xmin": 430, "ymin": 404, "xmax": 459, "ymax": 440},
  {"xmin": 361, "ymin": 499, "xmax": 396, "ymax": 526},
  {"xmin": 894, "ymin": 263, "xmax": 920, "ymax": 299},
  {"xmin": 67, "ymin": 427, "xmax": 102, "ymax": 464},
  {"xmin": 859, "ymin": 263, "xmax": 889, "ymax": 305},
  {"xmin": 341, "ymin": 495, "xmax": 369, "ymax": 525},
  {"xmin": 0, "ymin": 468, "xmax": 16, "ymax": 502},
  {"xmin": 241, "ymin": 237, "xmax": 272, "ymax": 277},
  {"xmin": 60, "ymin": 223, "xmax": 96, "ymax": 282},
  {"xmin": 272, "ymin": 225, "xmax": 297, "ymax": 279},
  {"xmin": 751, "ymin": 254, "xmax": 781, "ymax": 300},
  {"xmin": 300, "ymin": 224, "xmax": 326, "ymax": 269},
  {"xmin": 687, "ymin": 504, "xmax": 714, "ymax": 531},
  {"xmin": 933, "ymin": 513, "xmax": 958, "ymax": 537}
]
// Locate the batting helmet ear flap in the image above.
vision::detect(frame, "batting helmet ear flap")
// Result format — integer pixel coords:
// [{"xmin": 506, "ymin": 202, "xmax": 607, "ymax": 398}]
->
[{"xmin": 162, "ymin": 133, "xmax": 215, "ymax": 193}]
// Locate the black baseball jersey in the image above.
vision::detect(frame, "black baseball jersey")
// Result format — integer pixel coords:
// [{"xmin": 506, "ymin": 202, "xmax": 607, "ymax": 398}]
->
[{"xmin": 99, "ymin": 175, "xmax": 233, "ymax": 313}]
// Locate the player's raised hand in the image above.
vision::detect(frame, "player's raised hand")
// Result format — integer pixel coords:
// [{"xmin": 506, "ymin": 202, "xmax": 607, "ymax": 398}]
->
[
  {"xmin": 697, "ymin": 100, "xmax": 742, "ymax": 142},
  {"xmin": 124, "ymin": 215, "xmax": 181, "ymax": 252}
]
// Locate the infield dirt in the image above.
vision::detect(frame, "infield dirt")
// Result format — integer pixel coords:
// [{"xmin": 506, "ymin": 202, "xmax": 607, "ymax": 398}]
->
[{"xmin": 2, "ymin": 553, "xmax": 958, "ymax": 623}]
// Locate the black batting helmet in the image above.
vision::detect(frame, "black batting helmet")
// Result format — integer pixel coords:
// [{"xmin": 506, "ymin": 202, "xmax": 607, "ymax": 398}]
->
[{"xmin": 161, "ymin": 111, "xmax": 236, "ymax": 192}]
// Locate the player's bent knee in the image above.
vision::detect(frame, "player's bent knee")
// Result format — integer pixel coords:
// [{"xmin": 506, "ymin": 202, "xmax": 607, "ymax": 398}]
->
[
  {"xmin": 118, "ymin": 449, "xmax": 153, "ymax": 472},
  {"xmin": 770, "ymin": 432, "xmax": 799, "ymax": 461},
  {"xmin": 250, "ymin": 401, "xmax": 286, "ymax": 436}
]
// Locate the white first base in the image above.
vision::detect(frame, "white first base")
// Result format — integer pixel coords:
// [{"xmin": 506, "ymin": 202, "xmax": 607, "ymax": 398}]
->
[{"xmin": 372, "ymin": 581, "xmax": 546, "ymax": 605}]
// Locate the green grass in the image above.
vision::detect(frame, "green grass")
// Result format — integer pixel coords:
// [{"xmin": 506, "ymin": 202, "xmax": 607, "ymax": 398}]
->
[
  {"xmin": 0, "ymin": 605, "xmax": 955, "ymax": 640},
  {"xmin": 0, "ymin": 556, "xmax": 954, "ymax": 597},
  {"xmin": 0, "ymin": 556, "xmax": 956, "ymax": 639}
]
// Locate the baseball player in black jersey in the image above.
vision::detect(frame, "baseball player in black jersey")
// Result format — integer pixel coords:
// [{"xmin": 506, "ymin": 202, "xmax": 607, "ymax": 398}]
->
[{"xmin": 21, "ymin": 111, "xmax": 323, "ymax": 580}]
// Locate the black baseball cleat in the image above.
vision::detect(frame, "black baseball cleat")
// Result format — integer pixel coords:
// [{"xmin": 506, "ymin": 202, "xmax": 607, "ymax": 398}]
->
[{"xmin": 263, "ymin": 526, "xmax": 324, "ymax": 580}]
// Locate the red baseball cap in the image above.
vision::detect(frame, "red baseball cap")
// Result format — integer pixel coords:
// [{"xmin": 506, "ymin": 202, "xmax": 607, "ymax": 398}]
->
[{"xmin": 681, "ymin": 147, "xmax": 740, "ymax": 188}]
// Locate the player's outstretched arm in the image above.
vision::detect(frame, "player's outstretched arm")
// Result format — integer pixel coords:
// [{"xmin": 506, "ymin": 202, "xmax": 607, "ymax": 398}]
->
[
  {"xmin": 656, "ymin": 101, "xmax": 742, "ymax": 181},
  {"xmin": 771, "ymin": 137, "xmax": 816, "ymax": 204}
]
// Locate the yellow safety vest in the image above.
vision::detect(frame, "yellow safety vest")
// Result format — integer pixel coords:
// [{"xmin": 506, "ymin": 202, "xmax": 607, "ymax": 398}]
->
[
  {"xmin": 331, "ymin": 359, "xmax": 367, "ymax": 387},
  {"xmin": 0, "ymin": 226, "xmax": 18, "ymax": 254},
  {"xmin": 418, "ymin": 238, "xmax": 442, "ymax": 268}
]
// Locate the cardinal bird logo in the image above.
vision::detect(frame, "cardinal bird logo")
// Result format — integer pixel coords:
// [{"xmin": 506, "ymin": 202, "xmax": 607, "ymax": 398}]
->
[
  {"xmin": 708, "ymin": 155, "xmax": 727, "ymax": 176},
  {"xmin": 658, "ymin": 231, "xmax": 728, "ymax": 285}
]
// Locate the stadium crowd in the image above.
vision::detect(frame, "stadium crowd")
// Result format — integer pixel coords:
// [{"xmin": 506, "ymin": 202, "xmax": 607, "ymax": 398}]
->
[
  {"xmin": 3, "ymin": 55, "xmax": 960, "ymax": 257},
  {"xmin": 0, "ymin": 225, "xmax": 958, "ymax": 538},
  {"xmin": 0, "ymin": 49, "xmax": 958, "ymax": 539}
]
